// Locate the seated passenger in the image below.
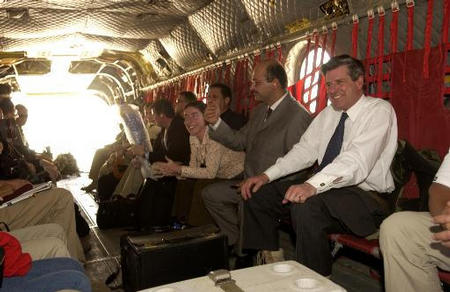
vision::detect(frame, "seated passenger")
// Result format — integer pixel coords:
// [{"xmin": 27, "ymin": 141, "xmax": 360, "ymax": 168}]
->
[
  {"xmin": 82, "ymin": 124, "xmax": 127, "ymax": 193},
  {"xmin": 201, "ymin": 59, "xmax": 311, "ymax": 260},
  {"xmin": 380, "ymin": 148, "xmax": 450, "ymax": 292},
  {"xmin": 174, "ymin": 91, "xmax": 197, "ymax": 117},
  {"xmin": 156, "ymin": 101, "xmax": 244, "ymax": 180},
  {"xmin": 0, "ymin": 179, "xmax": 85, "ymax": 261},
  {"xmin": 207, "ymin": 83, "xmax": 246, "ymax": 130},
  {"xmin": 95, "ymin": 138, "xmax": 132, "ymax": 202},
  {"xmin": 0, "ymin": 96, "xmax": 59, "ymax": 183},
  {"xmin": 0, "ymin": 231, "xmax": 91, "ymax": 292},
  {"xmin": 133, "ymin": 98, "xmax": 190, "ymax": 229},
  {"xmin": 111, "ymin": 104, "xmax": 159, "ymax": 199},
  {"xmin": 143, "ymin": 102, "xmax": 161, "ymax": 145},
  {"xmin": 156, "ymin": 101, "xmax": 245, "ymax": 226},
  {"xmin": 239, "ymin": 55, "xmax": 397, "ymax": 275},
  {"xmin": 14, "ymin": 104, "xmax": 29, "ymax": 148}
]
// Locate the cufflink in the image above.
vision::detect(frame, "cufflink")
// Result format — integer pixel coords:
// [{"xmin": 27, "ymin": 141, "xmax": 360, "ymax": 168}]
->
[{"xmin": 320, "ymin": 183, "xmax": 325, "ymax": 187}]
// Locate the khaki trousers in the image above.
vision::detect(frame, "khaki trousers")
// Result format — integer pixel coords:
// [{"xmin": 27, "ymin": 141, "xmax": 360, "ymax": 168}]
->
[
  {"xmin": 0, "ymin": 188, "xmax": 85, "ymax": 262},
  {"xmin": 10, "ymin": 223, "xmax": 71, "ymax": 260},
  {"xmin": 380, "ymin": 212, "xmax": 450, "ymax": 292}
]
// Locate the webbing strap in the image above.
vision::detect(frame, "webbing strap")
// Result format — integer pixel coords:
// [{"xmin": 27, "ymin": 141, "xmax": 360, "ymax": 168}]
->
[
  {"xmin": 442, "ymin": 0, "xmax": 450, "ymax": 44},
  {"xmin": 307, "ymin": 31, "xmax": 320, "ymax": 104},
  {"xmin": 365, "ymin": 11, "xmax": 374, "ymax": 60},
  {"xmin": 376, "ymin": 9, "xmax": 385, "ymax": 97},
  {"xmin": 423, "ymin": 0, "xmax": 434, "ymax": 79},
  {"xmin": 406, "ymin": 2, "xmax": 414, "ymax": 51},
  {"xmin": 266, "ymin": 47, "xmax": 275, "ymax": 59},
  {"xmin": 249, "ymin": 54, "xmax": 260, "ymax": 111},
  {"xmin": 330, "ymin": 23, "xmax": 337, "ymax": 57},
  {"xmin": 225, "ymin": 63, "xmax": 231, "ymax": 85},
  {"xmin": 303, "ymin": 34, "xmax": 311, "ymax": 78},
  {"xmin": 318, "ymin": 30, "xmax": 328, "ymax": 113},
  {"xmin": 390, "ymin": 3, "xmax": 399, "ymax": 54},
  {"xmin": 277, "ymin": 45, "xmax": 283, "ymax": 63},
  {"xmin": 352, "ymin": 15, "xmax": 359, "ymax": 57}
]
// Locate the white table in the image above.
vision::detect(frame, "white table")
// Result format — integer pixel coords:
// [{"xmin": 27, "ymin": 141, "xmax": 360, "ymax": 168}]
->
[{"xmin": 140, "ymin": 260, "xmax": 346, "ymax": 292}]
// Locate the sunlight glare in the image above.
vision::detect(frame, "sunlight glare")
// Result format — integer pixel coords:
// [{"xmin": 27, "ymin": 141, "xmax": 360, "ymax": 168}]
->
[{"xmin": 12, "ymin": 92, "xmax": 120, "ymax": 172}]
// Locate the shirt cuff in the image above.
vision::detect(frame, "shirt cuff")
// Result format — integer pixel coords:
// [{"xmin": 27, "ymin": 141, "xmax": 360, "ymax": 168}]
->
[
  {"xmin": 209, "ymin": 118, "xmax": 222, "ymax": 131},
  {"xmin": 264, "ymin": 166, "xmax": 282, "ymax": 182},
  {"xmin": 180, "ymin": 166, "xmax": 187, "ymax": 177},
  {"xmin": 306, "ymin": 172, "xmax": 340, "ymax": 194}
]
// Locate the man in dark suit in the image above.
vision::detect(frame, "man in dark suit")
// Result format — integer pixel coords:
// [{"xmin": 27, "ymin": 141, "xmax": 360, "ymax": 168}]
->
[
  {"xmin": 175, "ymin": 91, "xmax": 197, "ymax": 116},
  {"xmin": 240, "ymin": 55, "xmax": 398, "ymax": 276},
  {"xmin": 202, "ymin": 59, "xmax": 311, "ymax": 261},
  {"xmin": 207, "ymin": 83, "xmax": 246, "ymax": 130},
  {"xmin": 135, "ymin": 98, "xmax": 190, "ymax": 229}
]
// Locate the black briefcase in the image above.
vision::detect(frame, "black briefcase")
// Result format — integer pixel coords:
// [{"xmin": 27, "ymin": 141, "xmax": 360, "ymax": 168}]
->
[{"xmin": 120, "ymin": 225, "xmax": 229, "ymax": 291}]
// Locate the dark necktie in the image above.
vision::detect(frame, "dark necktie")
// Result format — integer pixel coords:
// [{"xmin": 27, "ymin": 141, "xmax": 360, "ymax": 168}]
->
[
  {"xmin": 316, "ymin": 112, "xmax": 348, "ymax": 172},
  {"xmin": 264, "ymin": 108, "xmax": 273, "ymax": 122}
]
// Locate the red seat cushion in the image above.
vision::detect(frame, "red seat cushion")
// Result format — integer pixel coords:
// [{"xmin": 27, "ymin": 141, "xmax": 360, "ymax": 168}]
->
[{"xmin": 329, "ymin": 233, "xmax": 450, "ymax": 284}]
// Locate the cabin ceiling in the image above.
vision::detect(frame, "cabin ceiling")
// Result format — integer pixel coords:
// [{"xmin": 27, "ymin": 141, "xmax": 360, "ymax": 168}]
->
[{"xmin": 0, "ymin": 0, "xmax": 409, "ymax": 87}]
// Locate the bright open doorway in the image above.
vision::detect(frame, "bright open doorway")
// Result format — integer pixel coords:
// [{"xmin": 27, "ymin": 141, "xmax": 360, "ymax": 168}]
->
[{"xmin": 12, "ymin": 92, "xmax": 121, "ymax": 172}]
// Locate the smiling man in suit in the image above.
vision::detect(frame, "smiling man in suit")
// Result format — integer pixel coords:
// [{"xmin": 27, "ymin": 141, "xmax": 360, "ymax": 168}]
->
[{"xmin": 202, "ymin": 59, "xmax": 311, "ymax": 264}]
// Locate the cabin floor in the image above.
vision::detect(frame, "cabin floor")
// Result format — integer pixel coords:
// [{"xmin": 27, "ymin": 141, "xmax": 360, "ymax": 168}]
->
[{"xmin": 59, "ymin": 174, "xmax": 384, "ymax": 292}]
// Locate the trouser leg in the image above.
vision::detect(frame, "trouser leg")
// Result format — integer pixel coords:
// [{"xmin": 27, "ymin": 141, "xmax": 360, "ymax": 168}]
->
[
  {"xmin": 242, "ymin": 180, "xmax": 293, "ymax": 251},
  {"xmin": 10, "ymin": 223, "xmax": 71, "ymax": 260},
  {"xmin": 291, "ymin": 194, "xmax": 346, "ymax": 276},
  {"xmin": 138, "ymin": 178, "xmax": 177, "ymax": 228},
  {"xmin": 380, "ymin": 212, "xmax": 450, "ymax": 292},
  {"xmin": 1, "ymin": 188, "xmax": 85, "ymax": 261},
  {"xmin": 89, "ymin": 148, "xmax": 109, "ymax": 181},
  {"xmin": 202, "ymin": 180, "xmax": 241, "ymax": 245}
]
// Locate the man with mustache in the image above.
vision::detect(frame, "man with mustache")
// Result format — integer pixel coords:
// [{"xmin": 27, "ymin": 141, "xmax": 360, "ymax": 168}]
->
[{"xmin": 203, "ymin": 59, "xmax": 311, "ymax": 266}]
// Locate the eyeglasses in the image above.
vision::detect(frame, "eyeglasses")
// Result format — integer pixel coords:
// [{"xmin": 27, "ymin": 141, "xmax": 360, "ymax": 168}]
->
[
  {"xmin": 251, "ymin": 80, "xmax": 268, "ymax": 86},
  {"xmin": 184, "ymin": 112, "xmax": 202, "ymax": 120}
]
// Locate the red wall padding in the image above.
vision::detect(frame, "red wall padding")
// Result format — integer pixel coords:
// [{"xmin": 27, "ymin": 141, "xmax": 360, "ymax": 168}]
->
[{"xmin": 390, "ymin": 46, "xmax": 450, "ymax": 158}]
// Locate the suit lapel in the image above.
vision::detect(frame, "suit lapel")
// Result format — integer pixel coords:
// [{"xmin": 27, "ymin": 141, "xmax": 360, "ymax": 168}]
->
[{"xmin": 255, "ymin": 94, "xmax": 292, "ymax": 133}]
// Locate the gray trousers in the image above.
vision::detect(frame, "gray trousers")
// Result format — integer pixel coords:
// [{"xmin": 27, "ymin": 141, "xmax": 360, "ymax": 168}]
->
[
  {"xmin": 202, "ymin": 179, "xmax": 244, "ymax": 253},
  {"xmin": 380, "ymin": 211, "xmax": 450, "ymax": 292}
]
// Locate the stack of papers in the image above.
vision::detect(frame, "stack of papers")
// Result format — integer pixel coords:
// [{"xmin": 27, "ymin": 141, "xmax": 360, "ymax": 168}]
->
[{"xmin": 0, "ymin": 181, "xmax": 53, "ymax": 209}]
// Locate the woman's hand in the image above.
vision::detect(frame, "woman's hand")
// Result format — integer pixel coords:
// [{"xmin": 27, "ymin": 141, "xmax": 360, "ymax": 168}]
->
[{"xmin": 156, "ymin": 157, "xmax": 182, "ymax": 176}]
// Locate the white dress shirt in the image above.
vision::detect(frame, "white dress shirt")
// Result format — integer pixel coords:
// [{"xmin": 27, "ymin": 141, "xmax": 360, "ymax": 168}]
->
[
  {"xmin": 264, "ymin": 95, "xmax": 398, "ymax": 194},
  {"xmin": 434, "ymin": 148, "xmax": 450, "ymax": 188}
]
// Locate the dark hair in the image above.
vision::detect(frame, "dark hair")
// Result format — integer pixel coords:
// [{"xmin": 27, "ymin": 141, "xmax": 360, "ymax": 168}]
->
[
  {"xmin": 320, "ymin": 54, "xmax": 365, "ymax": 81},
  {"xmin": 265, "ymin": 60, "xmax": 288, "ymax": 89},
  {"xmin": 151, "ymin": 98, "xmax": 175, "ymax": 118},
  {"xmin": 179, "ymin": 91, "xmax": 197, "ymax": 103},
  {"xmin": 209, "ymin": 83, "xmax": 232, "ymax": 102},
  {"xmin": 0, "ymin": 84, "xmax": 12, "ymax": 96},
  {"xmin": 184, "ymin": 101, "xmax": 206, "ymax": 113},
  {"xmin": 0, "ymin": 98, "xmax": 14, "ymax": 115}
]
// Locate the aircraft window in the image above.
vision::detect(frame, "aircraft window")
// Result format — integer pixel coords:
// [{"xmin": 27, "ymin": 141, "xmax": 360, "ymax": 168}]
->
[{"xmin": 299, "ymin": 48, "xmax": 330, "ymax": 114}]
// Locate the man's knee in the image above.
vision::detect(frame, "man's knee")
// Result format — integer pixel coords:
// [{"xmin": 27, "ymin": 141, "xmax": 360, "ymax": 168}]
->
[
  {"xmin": 42, "ymin": 188, "xmax": 74, "ymax": 206},
  {"xmin": 201, "ymin": 183, "xmax": 223, "ymax": 204},
  {"xmin": 42, "ymin": 223, "xmax": 67, "ymax": 241},
  {"xmin": 380, "ymin": 212, "xmax": 415, "ymax": 244}
]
